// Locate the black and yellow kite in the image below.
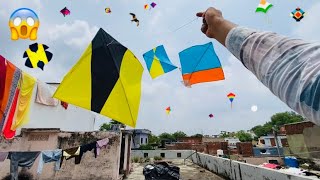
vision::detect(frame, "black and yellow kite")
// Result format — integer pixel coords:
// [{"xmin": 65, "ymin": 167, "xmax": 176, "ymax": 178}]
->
[{"xmin": 53, "ymin": 28, "xmax": 144, "ymax": 127}]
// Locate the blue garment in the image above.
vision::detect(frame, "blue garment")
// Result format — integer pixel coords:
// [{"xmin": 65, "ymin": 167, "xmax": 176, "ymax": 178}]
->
[
  {"xmin": 8, "ymin": 151, "xmax": 40, "ymax": 180},
  {"xmin": 37, "ymin": 149, "xmax": 62, "ymax": 174}
]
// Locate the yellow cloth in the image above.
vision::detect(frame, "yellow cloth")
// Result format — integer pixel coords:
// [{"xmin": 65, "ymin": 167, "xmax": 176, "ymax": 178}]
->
[
  {"xmin": 63, "ymin": 147, "xmax": 80, "ymax": 158},
  {"xmin": 11, "ymin": 72, "xmax": 36, "ymax": 130}
]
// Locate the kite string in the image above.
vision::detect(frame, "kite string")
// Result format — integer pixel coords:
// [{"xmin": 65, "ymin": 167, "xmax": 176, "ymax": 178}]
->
[{"xmin": 171, "ymin": 17, "xmax": 198, "ymax": 33}]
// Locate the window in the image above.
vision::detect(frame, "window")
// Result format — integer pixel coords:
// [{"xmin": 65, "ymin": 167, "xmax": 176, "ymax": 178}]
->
[
  {"xmin": 177, "ymin": 153, "xmax": 181, "ymax": 158},
  {"xmin": 144, "ymin": 153, "xmax": 148, "ymax": 158},
  {"xmin": 141, "ymin": 138, "xmax": 143, "ymax": 144},
  {"xmin": 160, "ymin": 153, "xmax": 165, "ymax": 158},
  {"xmin": 145, "ymin": 138, "xmax": 148, "ymax": 144}
]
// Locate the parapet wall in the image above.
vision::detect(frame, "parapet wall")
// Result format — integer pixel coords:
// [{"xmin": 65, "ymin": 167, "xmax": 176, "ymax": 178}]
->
[
  {"xmin": 131, "ymin": 150, "xmax": 194, "ymax": 159},
  {"xmin": 190, "ymin": 152, "xmax": 314, "ymax": 180}
]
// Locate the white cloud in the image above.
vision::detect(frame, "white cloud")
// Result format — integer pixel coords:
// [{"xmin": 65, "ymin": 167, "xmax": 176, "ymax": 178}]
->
[{"xmin": 46, "ymin": 20, "xmax": 99, "ymax": 49}]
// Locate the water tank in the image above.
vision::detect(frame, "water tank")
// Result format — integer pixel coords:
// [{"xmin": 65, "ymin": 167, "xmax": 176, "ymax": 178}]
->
[
  {"xmin": 217, "ymin": 149, "xmax": 224, "ymax": 157},
  {"xmin": 284, "ymin": 156, "xmax": 299, "ymax": 168}
]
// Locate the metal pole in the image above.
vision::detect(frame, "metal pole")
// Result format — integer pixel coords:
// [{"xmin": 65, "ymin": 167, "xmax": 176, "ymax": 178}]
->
[{"xmin": 273, "ymin": 128, "xmax": 281, "ymax": 158}]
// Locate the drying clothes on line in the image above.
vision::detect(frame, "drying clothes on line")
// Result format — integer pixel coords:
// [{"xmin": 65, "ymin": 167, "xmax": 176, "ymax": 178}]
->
[
  {"xmin": 11, "ymin": 72, "xmax": 36, "ymax": 130},
  {"xmin": 35, "ymin": 81, "xmax": 59, "ymax": 106},
  {"xmin": 0, "ymin": 55, "xmax": 6, "ymax": 105},
  {"xmin": 96, "ymin": 138, "xmax": 109, "ymax": 155},
  {"xmin": 61, "ymin": 101, "xmax": 68, "ymax": 110},
  {"xmin": 60, "ymin": 147, "xmax": 80, "ymax": 167},
  {"xmin": 0, "ymin": 62, "xmax": 21, "ymax": 131},
  {"xmin": 7, "ymin": 151, "xmax": 40, "ymax": 180},
  {"xmin": 37, "ymin": 149, "xmax": 62, "ymax": 174},
  {"xmin": 76, "ymin": 142, "xmax": 97, "ymax": 164},
  {"xmin": 0, "ymin": 152, "xmax": 8, "ymax": 162},
  {"xmin": 2, "ymin": 86, "xmax": 19, "ymax": 139}
]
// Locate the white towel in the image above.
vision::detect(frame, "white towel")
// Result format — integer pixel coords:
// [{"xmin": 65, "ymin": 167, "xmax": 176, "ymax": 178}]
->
[{"xmin": 35, "ymin": 81, "xmax": 59, "ymax": 106}]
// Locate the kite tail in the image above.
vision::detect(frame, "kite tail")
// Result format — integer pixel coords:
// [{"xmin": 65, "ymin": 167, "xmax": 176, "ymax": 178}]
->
[{"xmin": 231, "ymin": 103, "xmax": 232, "ymax": 109}]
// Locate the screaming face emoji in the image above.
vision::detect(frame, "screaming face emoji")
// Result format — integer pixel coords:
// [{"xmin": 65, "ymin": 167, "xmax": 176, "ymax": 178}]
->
[{"xmin": 9, "ymin": 8, "xmax": 39, "ymax": 40}]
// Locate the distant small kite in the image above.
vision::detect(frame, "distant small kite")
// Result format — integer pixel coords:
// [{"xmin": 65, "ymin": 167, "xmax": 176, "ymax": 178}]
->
[
  {"xmin": 166, "ymin": 106, "xmax": 171, "ymax": 115},
  {"xmin": 150, "ymin": 2, "xmax": 157, "ymax": 8},
  {"xmin": 105, "ymin": 8, "xmax": 111, "ymax": 14},
  {"xmin": 227, "ymin": 93, "xmax": 236, "ymax": 109},
  {"xmin": 129, "ymin": 13, "xmax": 139, "ymax": 26},
  {"xmin": 144, "ymin": 4, "xmax": 150, "ymax": 10},
  {"xmin": 209, "ymin": 114, "xmax": 213, "ymax": 118},
  {"xmin": 255, "ymin": 0, "xmax": 273, "ymax": 13},
  {"xmin": 60, "ymin": 7, "xmax": 70, "ymax": 17},
  {"xmin": 291, "ymin": 7, "xmax": 305, "ymax": 22}
]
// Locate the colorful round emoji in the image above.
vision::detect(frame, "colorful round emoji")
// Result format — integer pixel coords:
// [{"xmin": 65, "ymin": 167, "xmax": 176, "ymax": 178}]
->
[{"xmin": 9, "ymin": 8, "xmax": 39, "ymax": 41}]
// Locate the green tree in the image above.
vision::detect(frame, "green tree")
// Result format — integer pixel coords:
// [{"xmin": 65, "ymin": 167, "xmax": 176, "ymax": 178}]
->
[
  {"xmin": 148, "ymin": 134, "xmax": 160, "ymax": 144},
  {"xmin": 158, "ymin": 133, "xmax": 175, "ymax": 141},
  {"xmin": 139, "ymin": 144, "xmax": 153, "ymax": 150},
  {"xmin": 172, "ymin": 131, "xmax": 187, "ymax": 140},
  {"xmin": 99, "ymin": 123, "xmax": 112, "ymax": 131},
  {"xmin": 251, "ymin": 111, "xmax": 304, "ymax": 139},
  {"xmin": 235, "ymin": 130, "xmax": 253, "ymax": 142},
  {"xmin": 191, "ymin": 134, "xmax": 203, "ymax": 138}
]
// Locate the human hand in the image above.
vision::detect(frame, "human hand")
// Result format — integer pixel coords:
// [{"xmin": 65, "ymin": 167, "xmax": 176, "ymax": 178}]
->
[
  {"xmin": 196, "ymin": 7, "xmax": 224, "ymax": 39},
  {"xmin": 197, "ymin": 7, "xmax": 237, "ymax": 46}
]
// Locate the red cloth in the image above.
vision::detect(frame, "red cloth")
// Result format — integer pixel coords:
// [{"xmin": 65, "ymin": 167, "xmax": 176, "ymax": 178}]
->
[
  {"xmin": 0, "ymin": 55, "xmax": 6, "ymax": 105},
  {"xmin": 61, "ymin": 101, "xmax": 68, "ymax": 110},
  {"xmin": 2, "ymin": 88, "xmax": 19, "ymax": 139}
]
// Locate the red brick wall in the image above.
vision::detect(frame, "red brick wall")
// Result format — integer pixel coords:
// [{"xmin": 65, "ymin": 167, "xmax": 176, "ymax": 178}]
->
[
  {"xmin": 205, "ymin": 142, "xmax": 228, "ymax": 155},
  {"xmin": 166, "ymin": 143, "xmax": 206, "ymax": 153},
  {"xmin": 177, "ymin": 137, "xmax": 202, "ymax": 144},
  {"xmin": 285, "ymin": 122, "xmax": 315, "ymax": 135},
  {"xmin": 236, "ymin": 142, "xmax": 253, "ymax": 157}
]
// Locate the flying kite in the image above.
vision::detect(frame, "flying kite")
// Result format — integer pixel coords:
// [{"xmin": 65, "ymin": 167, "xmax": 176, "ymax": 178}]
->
[
  {"xmin": 105, "ymin": 8, "xmax": 111, "ymax": 14},
  {"xmin": 209, "ymin": 114, "xmax": 213, "ymax": 118},
  {"xmin": 53, "ymin": 28, "xmax": 144, "ymax": 128},
  {"xmin": 166, "ymin": 106, "xmax": 171, "ymax": 115},
  {"xmin": 150, "ymin": 2, "xmax": 157, "ymax": 8},
  {"xmin": 291, "ymin": 7, "xmax": 305, "ymax": 22},
  {"xmin": 144, "ymin": 4, "xmax": 150, "ymax": 10},
  {"xmin": 60, "ymin": 7, "xmax": 70, "ymax": 17},
  {"xmin": 129, "ymin": 13, "xmax": 139, "ymax": 26},
  {"xmin": 179, "ymin": 42, "xmax": 225, "ymax": 87},
  {"xmin": 227, "ymin": 93, "xmax": 236, "ymax": 108},
  {"xmin": 143, "ymin": 45, "xmax": 177, "ymax": 79},
  {"xmin": 255, "ymin": 0, "xmax": 273, "ymax": 13},
  {"xmin": 23, "ymin": 43, "xmax": 53, "ymax": 70}
]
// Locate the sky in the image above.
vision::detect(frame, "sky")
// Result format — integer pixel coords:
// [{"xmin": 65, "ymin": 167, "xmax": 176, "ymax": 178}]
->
[{"xmin": 1, "ymin": 0, "xmax": 320, "ymax": 136}]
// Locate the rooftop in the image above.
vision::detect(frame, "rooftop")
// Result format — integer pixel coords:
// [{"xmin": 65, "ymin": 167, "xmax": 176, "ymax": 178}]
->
[{"xmin": 127, "ymin": 159, "xmax": 225, "ymax": 180}]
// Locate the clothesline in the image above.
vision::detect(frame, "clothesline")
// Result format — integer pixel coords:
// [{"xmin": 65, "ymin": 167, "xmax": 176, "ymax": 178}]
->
[{"xmin": 0, "ymin": 137, "xmax": 109, "ymax": 179}]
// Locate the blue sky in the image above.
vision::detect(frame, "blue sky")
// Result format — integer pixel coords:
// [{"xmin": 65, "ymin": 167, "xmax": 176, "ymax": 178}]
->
[{"xmin": 1, "ymin": 0, "xmax": 320, "ymax": 135}]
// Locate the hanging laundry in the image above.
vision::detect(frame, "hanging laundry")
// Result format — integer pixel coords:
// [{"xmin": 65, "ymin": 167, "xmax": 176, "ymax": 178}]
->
[
  {"xmin": 76, "ymin": 142, "xmax": 97, "ymax": 164},
  {"xmin": 60, "ymin": 147, "xmax": 80, "ymax": 167},
  {"xmin": 35, "ymin": 81, "xmax": 59, "ymax": 106},
  {"xmin": 0, "ymin": 55, "xmax": 6, "ymax": 105},
  {"xmin": 0, "ymin": 152, "xmax": 8, "ymax": 162},
  {"xmin": 0, "ymin": 61, "xmax": 21, "ymax": 131},
  {"xmin": 96, "ymin": 138, "xmax": 109, "ymax": 155},
  {"xmin": 61, "ymin": 101, "xmax": 68, "ymax": 109},
  {"xmin": 37, "ymin": 149, "xmax": 62, "ymax": 174},
  {"xmin": 7, "ymin": 151, "xmax": 40, "ymax": 180},
  {"xmin": 11, "ymin": 72, "xmax": 36, "ymax": 130},
  {"xmin": 2, "ymin": 83, "xmax": 20, "ymax": 139}
]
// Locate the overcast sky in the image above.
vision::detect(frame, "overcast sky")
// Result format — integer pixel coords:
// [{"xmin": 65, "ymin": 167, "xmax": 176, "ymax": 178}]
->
[{"xmin": 1, "ymin": 0, "xmax": 319, "ymax": 135}]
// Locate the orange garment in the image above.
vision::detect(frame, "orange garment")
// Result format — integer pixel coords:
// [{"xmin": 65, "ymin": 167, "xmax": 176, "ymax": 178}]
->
[
  {"xmin": 0, "ymin": 62, "xmax": 17, "ymax": 130},
  {"xmin": 3, "ymin": 88, "xmax": 19, "ymax": 139},
  {"xmin": 0, "ymin": 56, "xmax": 6, "ymax": 105}
]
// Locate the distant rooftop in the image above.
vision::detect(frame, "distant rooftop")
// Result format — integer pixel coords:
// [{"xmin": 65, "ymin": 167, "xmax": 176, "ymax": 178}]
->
[{"xmin": 129, "ymin": 129, "xmax": 151, "ymax": 134}]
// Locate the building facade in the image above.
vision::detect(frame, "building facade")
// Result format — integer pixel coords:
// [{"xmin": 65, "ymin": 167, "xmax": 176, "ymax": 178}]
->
[
  {"xmin": 131, "ymin": 129, "xmax": 151, "ymax": 149},
  {"xmin": 0, "ymin": 128, "xmax": 132, "ymax": 180}
]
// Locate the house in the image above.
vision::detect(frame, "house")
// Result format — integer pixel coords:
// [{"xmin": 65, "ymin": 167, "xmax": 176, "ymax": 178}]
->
[
  {"xmin": 283, "ymin": 121, "xmax": 320, "ymax": 159},
  {"xmin": 224, "ymin": 137, "xmax": 241, "ymax": 149},
  {"xmin": 0, "ymin": 128, "xmax": 132, "ymax": 179},
  {"xmin": 130, "ymin": 129, "xmax": 151, "ymax": 149},
  {"xmin": 257, "ymin": 134, "xmax": 287, "ymax": 148}
]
